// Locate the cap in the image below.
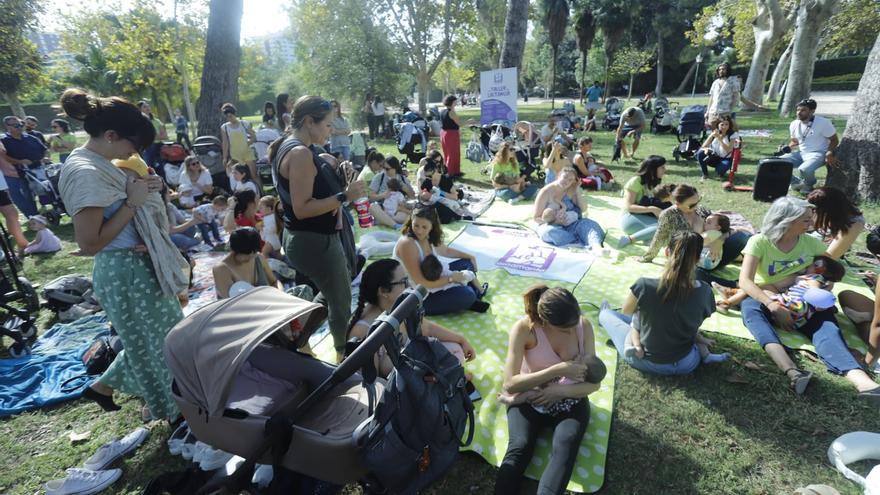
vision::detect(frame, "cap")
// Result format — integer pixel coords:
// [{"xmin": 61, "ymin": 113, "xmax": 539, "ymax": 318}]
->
[{"xmin": 28, "ymin": 215, "xmax": 49, "ymax": 226}]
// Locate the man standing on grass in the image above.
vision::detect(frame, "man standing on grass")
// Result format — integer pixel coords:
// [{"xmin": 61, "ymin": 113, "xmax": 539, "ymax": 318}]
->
[
  {"xmin": 616, "ymin": 107, "xmax": 645, "ymax": 159},
  {"xmin": 782, "ymin": 98, "xmax": 839, "ymax": 194},
  {"xmin": 1, "ymin": 116, "xmax": 48, "ymax": 217}
]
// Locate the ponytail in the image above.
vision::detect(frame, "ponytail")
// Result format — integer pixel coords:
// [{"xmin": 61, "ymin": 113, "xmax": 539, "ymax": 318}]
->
[
  {"xmin": 658, "ymin": 231, "xmax": 703, "ymax": 302},
  {"xmin": 346, "ymin": 293, "xmax": 368, "ymax": 340}
]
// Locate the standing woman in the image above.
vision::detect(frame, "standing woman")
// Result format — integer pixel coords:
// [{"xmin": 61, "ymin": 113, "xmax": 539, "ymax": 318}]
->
[
  {"xmin": 0, "ymin": 142, "xmax": 30, "ymax": 251},
  {"xmin": 440, "ymin": 95, "xmax": 462, "ymax": 177},
  {"xmin": 806, "ymin": 186, "xmax": 866, "ymax": 260},
  {"xmin": 220, "ymin": 103, "xmax": 259, "ymax": 191},
  {"xmin": 617, "ymin": 155, "xmax": 667, "ymax": 248},
  {"xmin": 276, "ymin": 93, "xmax": 291, "ymax": 130},
  {"xmin": 58, "ymin": 88, "xmax": 189, "ymax": 420},
  {"xmin": 329, "ymin": 100, "xmax": 352, "ymax": 160},
  {"xmin": 48, "ymin": 119, "xmax": 77, "ymax": 163},
  {"xmin": 269, "ymin": 96, "xmax": 365, "ymax": 361}
]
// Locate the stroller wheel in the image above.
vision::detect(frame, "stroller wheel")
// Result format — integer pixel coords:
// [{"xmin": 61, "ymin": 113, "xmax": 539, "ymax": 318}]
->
[
  {"xmin": 20, "ymin": 322, "xmax": 36, "ymax": 339},
  {"xmin": 45, "ymin": 209, "xmax": 61, "ymax": 227},
  {"xmin": 673, "ymin": 148, "xmax": 680, "ymax": 162},
  {"xmin": 8, "ymin": 341, "xmax": 30, "ymax": 358},
  {"xmin": 18, "ymin": 277, "xmax": 40, "ymax": 314}
]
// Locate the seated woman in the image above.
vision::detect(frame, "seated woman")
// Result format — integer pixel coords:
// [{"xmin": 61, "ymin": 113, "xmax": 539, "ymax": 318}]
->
[
  {"xmin": 533, "ymin": 167, "xmax": 604, "ymax": 250},
  {"xmin": 491, "ymin": 141, "xmax": 537, "ymax": 203},
  {"xmin": 231, "ymin": 163, "xmax": 260, "ymax": 195},
  {"xmin": 696, "ymin": 115, "xmax": 740, "ymax": 181},
  {"xmin": 416, "ymin": 156, "xmax": 470, "ymax": 224},
  {"xmin": 542, "ymin": 141, "xmax": 570, "ymax": 184},
  {"xmin": 618, "ymin": 156, "xmax": 667, "ymax": 248},
  {"xmin": 807, "ymin": 186, "xmax": 866, "ymax": 260},
  {"xmin": 572, "ymin": 136, "xmax": 613, "ymax": 191},
  {"xmin": 177, "ymin": 155, "xmax": 214, "ymax": 208},
  {"xmin": 830, "ymin": 232, "xmax": 880, "ymax": 373},
  {"xmin": 346, "ymin": 258, "xmax": 476, "ymax": 378},
  {"xmin": 600, "ymin": 231, "xmax": 728, "ymax": 375},
  {"xmin": 495, "ymin": 285, "xmax": 603, "ymax": 494},
  {"xmin": 738, "ymin": 197, "xmax": 880, "ymax": 401},
  {"xmin": 393, "ymin": 206, "xmax": 490, "ymax": 315},
  {"xmin": 213, "ymin": 227, "xmax": 280, "ymax": 299},
  {"xmin": 368, "ymin": 156, "xmax": 415, "ymax": 229},
  {"xmin": 162, "ymin": 185, "xmax": 203, "ymax": 251}
]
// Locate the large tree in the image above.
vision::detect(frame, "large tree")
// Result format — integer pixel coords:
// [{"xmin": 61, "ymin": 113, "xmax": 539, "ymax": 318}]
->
[
  {"xmin": 374, "ymin": 0, "xmax": 470, "ymax": 114},
  {"xmin": 196, "ymin": 0, "xmax": 243, "ymax": 137},
  {"xmin": 573, "ymin": 4, "xmax": 597, "ymax": 102},
  {"xmin": 826, "ymin": 34, "xmax": 880, "ymax": 202},
  {"xmin": 741, "ymin": 0, "xmax": 798, "ymax": 106},
  {"xmin": 498, "ymin": 0, "xmax": 530, "ymax": 91},
  {"xmin": 610, "ymin": 45, "xmax": 654, "ymax": 100},
  {"xmin": 543, "ymin": 0, "xmax": 570, "ymax": 107},
  {"xmin": 779, "ymin": 0, "xmax": 839, "ymax": 116},
  {"xmin": 0, "ymin": 0, "xmax": 44, "ymax": 117},
  {"xmin": 594, "ymin": 0, "xmax": 632, "ymax": 99}
]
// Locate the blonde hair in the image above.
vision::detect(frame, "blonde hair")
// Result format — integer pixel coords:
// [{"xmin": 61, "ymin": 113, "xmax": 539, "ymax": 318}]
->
[{"xmin": 491, "ymin": 141, "xmax": 516, "ymax": 167}]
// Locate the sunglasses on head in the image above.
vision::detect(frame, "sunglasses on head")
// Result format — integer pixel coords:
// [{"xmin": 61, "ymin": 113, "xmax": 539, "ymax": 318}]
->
[{"xmin": 319, "ymin": 100, "xmax": 333, "ymax": 111}]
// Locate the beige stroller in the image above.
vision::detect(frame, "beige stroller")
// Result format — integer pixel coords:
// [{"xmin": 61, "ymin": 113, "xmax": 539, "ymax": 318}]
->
[{"xmin": 164, "ymin": 286, "xmax": 397, "ymax": 489}]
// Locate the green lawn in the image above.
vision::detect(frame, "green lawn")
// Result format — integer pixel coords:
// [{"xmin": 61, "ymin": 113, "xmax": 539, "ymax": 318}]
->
[{"xmin": 1, "ymin": 100, "xmax": 877, "ymax": 494}]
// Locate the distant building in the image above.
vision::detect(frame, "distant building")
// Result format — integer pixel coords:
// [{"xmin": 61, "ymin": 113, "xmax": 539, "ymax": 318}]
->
[
  {"xmin": 254, "ymin": 32, "xmax": 296, "ymax": 65},
  {"xmin": 27, "ymin": 32, "xmax": 75, "ymax": 66}
]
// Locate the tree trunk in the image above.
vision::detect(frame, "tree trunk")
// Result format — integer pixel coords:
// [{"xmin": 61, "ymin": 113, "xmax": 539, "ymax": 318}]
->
[
  {"xmin": 196, "ymin": 0, "xmax": 243, "ymax": 138},
  {"xmin": 551, "ymin": 45, "xmax": 558, "ymax": 109},
  {"xmin": 826, "ymin": 35, "xmax": 880, "ymax": 202},
  {"xmin": 654, "ymin": 32, "xmax": 664, "ymax": 96},
  {"xmin": 673, "ymin": 59, "xmax": 699, "ymax": 95},
  {"xmin": 603, "ymin": 57, "xmax": 610, "ymax": 100},
  {"xmin": 780, "ymin": 0, "xmax": 839, "ymax": 116},
  {"xmin": 1, "ymin": 92, "xmax": 25, "ymax": 118},
  {"xmin": 416, "ymin": 70, "xmax": 431, "ymax": 115},
  {"xmin": 579, "ymin": 52, "xmax": 587, "ymax": 104},
  {"xmin": 743, "ymin": 0, "xmax": 796, "ymax": 106},
  {"xmin": 628, "ymin": 73, "xmax": 634, "ymax": 101},
  {"xmin": 498, "ymin": 0, "xmax": 529, "ymax": 90},
  {"xmin": 767, "ymin": 37, "xmax": 794, "ymax": 101}
]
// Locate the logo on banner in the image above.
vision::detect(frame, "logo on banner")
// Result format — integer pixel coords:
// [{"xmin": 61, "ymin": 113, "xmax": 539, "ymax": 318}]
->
[
  {"xmin": 497, "ymin": 245, "xmax": 557, "ymax": 273},
  {"xmin": 494, "ymin": 72, "xmax": 503, "ymax": 83}
]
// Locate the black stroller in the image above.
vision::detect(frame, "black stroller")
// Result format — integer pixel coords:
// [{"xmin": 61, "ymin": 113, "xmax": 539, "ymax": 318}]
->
[
  {"xmin": 192, "ymin": 136, "xmax": 227, "ymax": 194},
  {"xmin": 650, "ymin": 97, "xmax": 677, "ymax": 134},
  {"xmin": 21, "ymin": 164, "xmax": 66, "ymax": 227},
  {"xmin": 394, "ymin": 111, "xmax": 429, "ymax": 166},
  {"xmin": 601, "ymin": 98, "xmax": 624, "ymax": 131},
  {"xmin": 672, "ymin": 104, "xmax": 707, "ymax": 161},
  {"xmin": 0, "ymin": 219, "xmax": 40, "ymax": 357}
]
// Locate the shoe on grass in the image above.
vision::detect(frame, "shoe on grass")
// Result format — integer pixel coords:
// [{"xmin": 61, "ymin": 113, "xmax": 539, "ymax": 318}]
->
[
  {"xmin": 83, "ymin": 427, "xmax": 149, "ymax": 471},
  {"xmin": 45, "ymin": 468, "xmax": 122, "ymax": 495}
]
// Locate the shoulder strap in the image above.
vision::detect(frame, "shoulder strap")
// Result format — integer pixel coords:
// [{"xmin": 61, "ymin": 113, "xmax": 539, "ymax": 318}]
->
[{"xmin": 271, "ymin": 137, "xmax": 304, "ymax": 205}]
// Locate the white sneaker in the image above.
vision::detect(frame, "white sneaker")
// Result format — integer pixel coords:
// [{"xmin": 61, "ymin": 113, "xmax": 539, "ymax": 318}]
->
[
  {"xmin": 167, "ymin": 422, "xmax": 190, "ymax": 456},
  {"xmin": 193, "ymin": 442, "xmax": 234, "ymax": 471},
  {"xmin": 83, "ymin": 427, "xmax": 149, "ymax": 471},
  {"xmin": 45, "ymin": 468, "xmax": 122, "ymax": 495},
  {"xmin": 507, "ymin": 197, "xmax": 522, "ymax": 205}
]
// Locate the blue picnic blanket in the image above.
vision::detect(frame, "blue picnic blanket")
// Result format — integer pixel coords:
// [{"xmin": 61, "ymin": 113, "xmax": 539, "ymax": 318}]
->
[{"xmin": 0, "ymin": 314, "xmax": 110, "ymax": 417}]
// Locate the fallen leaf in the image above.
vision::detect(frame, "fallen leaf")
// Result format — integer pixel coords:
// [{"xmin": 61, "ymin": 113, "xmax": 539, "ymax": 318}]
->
[
  {"xmin": 743, "ymin": 361, "xmax": 762, "ymax": 370},
  {"xmin": 811, "ymin": 426, "xmax": 827, "ymax": 437},
  {"xmin": 725, "ymin": 372, "xmax": 749, "ymax": 384},
  {"xmin": 69, "ymin": 431, "xmax": 91, "ymax": 443}
]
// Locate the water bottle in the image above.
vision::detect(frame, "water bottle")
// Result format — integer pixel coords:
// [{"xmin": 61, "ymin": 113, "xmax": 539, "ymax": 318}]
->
[{"xmin": 354, "ymin": 197, "xmax": 373, "ymax": 228}]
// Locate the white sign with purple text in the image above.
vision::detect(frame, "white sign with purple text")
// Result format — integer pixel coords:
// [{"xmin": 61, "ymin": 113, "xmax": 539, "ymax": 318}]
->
[
  {"xmin": 480, "ymin": 67, "xmax": 518, "ymax": 125},
  {"xmin": 448, "ymin": 224, "xmax": 592, "ymax": 283}
]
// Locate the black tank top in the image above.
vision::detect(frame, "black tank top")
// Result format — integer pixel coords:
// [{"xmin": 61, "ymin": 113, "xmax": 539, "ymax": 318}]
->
[
  {"xmin": 272, "ymin": 137, "xmax": 343, "ymax": 235},
  {"xmin": 441, "ymin": 109, "xmax": 459, "ymax": 131}
]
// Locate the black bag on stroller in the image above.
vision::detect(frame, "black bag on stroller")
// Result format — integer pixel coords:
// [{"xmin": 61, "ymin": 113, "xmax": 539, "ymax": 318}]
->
[{"xmin": 353, "ymin": 301, "xmax": 475, "ymax": 494}]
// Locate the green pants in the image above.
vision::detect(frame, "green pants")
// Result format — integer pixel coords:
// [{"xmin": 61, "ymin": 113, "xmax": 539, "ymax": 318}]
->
[
  {"xmin": 283, "ymin": 229, "xmax": 351, "ymax": 353},
  {"xmin": 92, "ymin": 250, "xmax": 183, "ymax": 420}
]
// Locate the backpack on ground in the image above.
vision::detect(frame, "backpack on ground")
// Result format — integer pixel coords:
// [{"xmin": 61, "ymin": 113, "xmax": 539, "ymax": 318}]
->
[
  {"xmin": 466, "ymin": 138, "xmax": 484, "ymax": 163},
  {"xmin": 353, "ymin": 315, "xmax": 475, "ymax": 495},
  {"xmin": 42, "ymin": 274, "xmax": 95, "ymax": 312}
]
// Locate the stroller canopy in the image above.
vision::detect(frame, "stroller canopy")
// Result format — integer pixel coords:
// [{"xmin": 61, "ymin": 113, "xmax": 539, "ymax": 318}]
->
[{"xmin": 164, "ymin": 287, "xmax": 323, "ymax": 417}]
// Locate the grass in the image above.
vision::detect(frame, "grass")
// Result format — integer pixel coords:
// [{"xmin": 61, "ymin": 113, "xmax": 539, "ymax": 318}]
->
[{"xmin": 1, "ymin": 99, "xmax": 878, "ymax": 494}]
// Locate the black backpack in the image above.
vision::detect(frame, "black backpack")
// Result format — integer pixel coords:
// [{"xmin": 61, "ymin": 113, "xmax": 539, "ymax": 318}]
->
[{"xmin": 353, "ymin": 320, "xmax": 475, "ymax": 494}]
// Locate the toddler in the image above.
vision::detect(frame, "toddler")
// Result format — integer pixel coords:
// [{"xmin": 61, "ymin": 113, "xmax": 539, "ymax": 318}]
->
[
  {"xmin": 24, "ymin": 215, "xmax": 62, "ymax": 254},
  {"xmin": 698, "ymin": 214, "xmax": 731, "ymax": 270},
  {"xmin": 382, "ymin": 178, "xmax": 412, "ymax": 225},
  {"xmin": 193, "ymin": 196, "xmax": 228, "ymax": 246},
  {"xmin": 258, "ymin": 195, "xmax": 282, "ymax": 254}
]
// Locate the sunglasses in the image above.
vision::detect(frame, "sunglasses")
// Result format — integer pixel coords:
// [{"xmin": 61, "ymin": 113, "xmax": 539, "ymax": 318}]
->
[
  {"xmin": 190, "ymin": 161, "xmax": 201, "ymax": 166},
  {"xmin": 685, "ymin": 199, "xmax": 701, "ymax": 208},
  {"xmin": 389, "ymin": 277, "xmax": 410, "ymax": 288}
]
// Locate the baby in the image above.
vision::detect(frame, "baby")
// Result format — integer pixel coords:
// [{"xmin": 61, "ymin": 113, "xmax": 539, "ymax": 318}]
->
[
  {"xmin": 24, "ymin": 215, "xmax": 62, "ymax": 254},
  {"xmin": 420, "ymin": 253, "xmax": 475, "ymax": 285},
  {"xmin": 382, "ymin": 178, "xmax": 412, "ymax": 225},
  {"xmin": 259, "ymin": 195, "xmax": 282, "ymax": 254},
  {"xmin": 716, "ymin": 256, "xmax": 845, "ymax": 319},
  {"xmin": 541, "ymin": 200, "xmax": 579, "ymax": 227},
  {"xmin": 637, "ymin": 183, "xmax": 676, "ymax": 210},
  {"xmin": 698, "ymin": 214, "xmax": 731, "ymax": 271},
  {"xmin": 576, "ymin": 137, "xmax": 614, "ymax": 190},
  {"xmin": 192, "ymin": 196, "xmax": 227, "ymax": 246},
  {"xmin": 498, "ymin": 353, "xmax": 607, "ymax": 414},
  {"xmin": 113, "ymin": 154, "xmax": 149, "ymax": 179}
]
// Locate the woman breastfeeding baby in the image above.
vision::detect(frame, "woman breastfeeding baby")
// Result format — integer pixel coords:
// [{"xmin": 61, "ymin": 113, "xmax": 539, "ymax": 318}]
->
[{"xmin": 533, "ymin": 167, "xmax": 605, "ymax": 250}]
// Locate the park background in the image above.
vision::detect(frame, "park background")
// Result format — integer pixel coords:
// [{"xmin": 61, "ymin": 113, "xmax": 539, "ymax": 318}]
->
[{"xmin": 2, "ymin": 0, "xmax": 880, "ymax": 493}]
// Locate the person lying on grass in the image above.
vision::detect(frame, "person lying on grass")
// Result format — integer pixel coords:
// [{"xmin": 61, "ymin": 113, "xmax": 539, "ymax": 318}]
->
[{"xmin": 346, "ymin": 258, "xmax": 475, "ymax": 378}]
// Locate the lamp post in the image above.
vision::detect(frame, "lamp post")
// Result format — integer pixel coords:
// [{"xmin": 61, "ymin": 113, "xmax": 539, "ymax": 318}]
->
[{"xmin": 691, "ymin": 53, "xmax": 704, "ymax": 98}]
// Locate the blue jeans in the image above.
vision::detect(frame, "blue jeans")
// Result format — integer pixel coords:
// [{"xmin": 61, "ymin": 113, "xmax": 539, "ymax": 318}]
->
[
  {"xmin": 740, "ymin": 297, "xmax": 860, "ymax": 374},
  {"xmin": 696, "ymin": 149, "xmax": 732, "ymax": 178},
  {"xmin": 495, "ymin": 183, "xmax": 538, "ymax": 201},
  {"xmin": 422, "ymin": 258, "xmax": 479, "ymax": 315},
  {"xmin": 599, "ymin": 308, "xmax": 701, "ymax": 375},
  {"xmin": 171, "ymin": 231, "xmax": 201, "ymax": 251},
  {"xmin": 196, "ymin": 220, "xmax": 222, "ymax": 244},
  {"xmin": 620, "ymin": 212, "xmax": 658, "ymax": 243},
  {"xmin": 4, "ymin": 175, "xmax": 37, "ymax": 217},
  {"xmin": 332, "ymin": 145, "xmax": 351, "ymax": 161},
  {"xmin": 781, "ymin": 151, "xmax": 826, "ymax": 188},
  {"xmin": 696, "ymin": 230, "xmax": 752, "ymax": 288},
  {"xmin": 537, "ymin": 218, "xmax": 605, "ymax": 248}
]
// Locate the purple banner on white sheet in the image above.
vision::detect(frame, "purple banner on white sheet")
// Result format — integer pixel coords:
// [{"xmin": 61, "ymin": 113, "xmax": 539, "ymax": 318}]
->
[
  {"xmin": 497, "ymin": 245, "xmax": 558, "ymax": 273},
  {"xmin": 480, "ymin": 68, "xmax": 518, "ymax": 125}
]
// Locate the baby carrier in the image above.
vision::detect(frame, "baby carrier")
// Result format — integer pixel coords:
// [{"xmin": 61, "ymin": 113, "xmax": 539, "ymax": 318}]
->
[
  {"xmin": 601, "ymin": 98, "xmax": 624, "ymax": 131},
  {"xmin": 672, "ymin": 104, "xmax": 707, "ymax": 161}
]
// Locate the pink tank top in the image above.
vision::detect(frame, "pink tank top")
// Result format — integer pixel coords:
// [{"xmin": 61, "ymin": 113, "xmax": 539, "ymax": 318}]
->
[{"xmin": 521, "ymin": 321, "xmax": 585, "ymax": 374}]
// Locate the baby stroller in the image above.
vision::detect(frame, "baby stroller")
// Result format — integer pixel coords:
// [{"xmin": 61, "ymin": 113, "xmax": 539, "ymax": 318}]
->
[
  {"xmin": 395, "ymin": 121, "xmax": 428, "ymax": 166},
  {"xmin": 601, "ymin": 97, "xmax": 624, "ymax": 131},
  {"xmin": 672, "ymin": 104, "xmax": 707, "ymax": 161},
  {"xmin": 0, "ymin": 219, "xmax": 39, "ymax": 357},
  {"xmin": 253, "ymin": 127, "xmax": 281, "ymax": 189},
  {"xmin": 650, "ymin": 97, "xmax": 677, "ymax": 134},
  {"xmin": 159, "ymin": 142, "xmax": 188, "ymax": 187},
  {"xmin": 513, "ymin": 121, "xmax": 544, "ymax": 182},
  {"xmin": 166, "ymin": 285, "xmax": 470, "ymax": 494},
  {"xmin": 21, "ymin": 164, "xmax": 65, "ymax": 227},
  {"xmin": 191, "ymin": 135, "xmax": 227, "ymax": 194}
]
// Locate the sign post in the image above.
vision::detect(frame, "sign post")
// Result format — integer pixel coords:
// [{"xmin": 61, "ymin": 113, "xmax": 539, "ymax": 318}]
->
[{"xmin": 480, "ymin": 67, "xmax": 518, "ymax": 125}]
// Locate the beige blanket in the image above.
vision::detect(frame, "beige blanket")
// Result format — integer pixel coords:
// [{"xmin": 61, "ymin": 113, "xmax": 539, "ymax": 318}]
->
[{"xmin": 59, "ymin": 147, "xmax": 189, "ymax": 297}]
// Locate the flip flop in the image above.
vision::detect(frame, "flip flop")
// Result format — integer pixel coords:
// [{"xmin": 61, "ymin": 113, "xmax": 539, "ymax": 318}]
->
[{"xmin": 786, "ymin": 368, "xmax": 813, "ymax": 396}]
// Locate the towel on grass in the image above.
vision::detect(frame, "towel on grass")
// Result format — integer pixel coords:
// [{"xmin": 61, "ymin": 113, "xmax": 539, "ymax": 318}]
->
[{"xmin": 0, "ymin": 314, "xmax": 110, "ymax": 417}]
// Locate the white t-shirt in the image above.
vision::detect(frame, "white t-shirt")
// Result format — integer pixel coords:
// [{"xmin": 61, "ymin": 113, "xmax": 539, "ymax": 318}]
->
[
  {"xmin": 382, "ymin": 191, "xmax": 406, "ymax": 216},
  {"xmin": 372, "ymin": 102, "xmax": 385, "ymax": 116},
  {"xmin": 178, "ymin": 169, "xmax": 213, "ymax": 207},
  {"xmin": 709, "ymin": 132, "xmax": 740, "ymax": 158},
  {"xmin": 789, "ymin": 116, "xmax": 836, "ymax": 155},
  {"xmin": 233, "ymin": 180, "xmax": 260, "ymax": 195}
]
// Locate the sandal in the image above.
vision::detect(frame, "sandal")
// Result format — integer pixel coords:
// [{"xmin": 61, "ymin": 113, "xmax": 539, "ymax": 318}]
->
[
  {"xmin": 479, "ymin": 282, "xmax": 489, "ymax": 298},
  {"xmin": 785, "ymin": 368, "xmax": 813, "ymax": 396},
  {"xmin": 858, "ymin": 387, "xmax": 880, "ymax": 407},
  {"xmin": 711, "ymin": 282, "xmax": 737, "ymax": 299}
]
